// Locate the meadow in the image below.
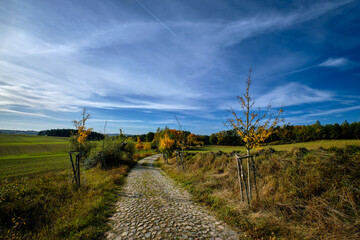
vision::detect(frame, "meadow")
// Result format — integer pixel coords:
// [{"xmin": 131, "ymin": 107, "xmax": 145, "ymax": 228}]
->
[
  {"xmin": 188, "ymin": 139, "xmax": 360, "ymax": 153},
  {"xmin": 0, "ymin": 134, "xmax": 69, "ymax": 178},
  {"xmin": 160, "ymin": 140, "xmax": 360, "ymax": 239},
  {"xmin": 0, "ymin": 134, "xmax": 139, "ymax": 239},
  {"xmin": 0, "ymin": 134, "xmax": 153, "ymax": 179}
]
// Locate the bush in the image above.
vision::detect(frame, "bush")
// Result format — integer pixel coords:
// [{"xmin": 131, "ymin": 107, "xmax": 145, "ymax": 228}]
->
[
  {"xmin": 68, "ymin": 135, "xmax": 93, "ymax": 160},
  {"xmin": 86, "ymin": 138, "xmax": 135, "ymax": 169}
]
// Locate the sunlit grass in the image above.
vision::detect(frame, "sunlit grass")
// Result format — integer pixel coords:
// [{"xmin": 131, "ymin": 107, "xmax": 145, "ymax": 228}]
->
[
  {"xmin": 160, "ymin": 145, "xmax": 360, "ymax": 239},
  {"xmin": 0, "ymin": 134, "xmax": 70, "ymax": 178},
  {"xmin": 188, "ymin": 139, "xmax": 360, "ymax": 153}
]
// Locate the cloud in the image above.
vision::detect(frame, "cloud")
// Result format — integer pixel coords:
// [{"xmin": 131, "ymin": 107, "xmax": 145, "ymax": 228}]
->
[
  {"xmin": 268, "ymin": 56, "xmax": 350, "ymax": 80},
  {"xmin": 304, "ymin": 105, "xmax": 360, "ymax": 117},
  {"xmin": 255, "ymin": 82, "xmax": 334, "ymax": 107},
  {"xmin": 0, "ymin": 108, "xmax": 63, "ymax": 120},
  {"xmin": 89, "ymin": 119, "xmax": 144, "ymax": 123},
  {"xmin": 319, "ymin": 57, "xmax": 349, "ymax": 67}
]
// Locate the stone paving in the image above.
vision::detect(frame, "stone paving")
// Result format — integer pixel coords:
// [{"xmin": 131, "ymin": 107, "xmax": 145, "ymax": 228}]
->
[{"xmin": 107, "ymin": 154, "xmax": 240, "ymax": 240}]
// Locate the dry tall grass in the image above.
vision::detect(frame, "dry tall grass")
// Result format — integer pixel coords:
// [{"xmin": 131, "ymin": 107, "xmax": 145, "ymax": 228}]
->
[{"xmin": 161, "ymin": 146, "xmax": 360, "ymax": 239}]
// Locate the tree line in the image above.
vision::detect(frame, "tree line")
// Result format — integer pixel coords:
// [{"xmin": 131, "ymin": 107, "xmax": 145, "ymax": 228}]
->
[
  {"xmin": 38, "ymin": 128, "xmax": 104, "ymax": 141},
  {"xmin": 209, "ymin": 120, "xmax": 360, "ymax": 146},
  {"xmin": 38, "ymin": 120, "xmax": 360, "ymax": 147}
]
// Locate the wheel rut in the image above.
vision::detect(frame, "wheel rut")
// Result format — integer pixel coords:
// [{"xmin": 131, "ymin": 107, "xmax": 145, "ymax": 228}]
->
[{"xmin": 107, "ymin": 154, "xmax": 240, "ymax": 240}]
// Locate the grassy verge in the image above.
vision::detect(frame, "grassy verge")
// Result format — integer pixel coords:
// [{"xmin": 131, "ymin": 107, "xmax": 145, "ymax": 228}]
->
[
  {"xmin": 159, "ymin": 146, "xmax": 360, "ymax": 239},
  {"xmin": 134, "ymin": 151, "xmax": 156, "ymax": 161},
  {"xmin": 0, "ymin": 164, "xmax": 133, "ymax": 240}
]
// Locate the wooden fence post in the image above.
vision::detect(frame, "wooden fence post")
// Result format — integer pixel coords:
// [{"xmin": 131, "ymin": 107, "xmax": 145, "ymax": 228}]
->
[
  {"xmin": 247, "ymin": 157, "xmax": 252, "ymax": 200},
  {"xmin": 239, "ymin": 157, "xmax": 250, "ymax": 205},
  {"xmin": 76, "ymin": 153, "xmax": 81, "ymax": 186},
  {"xmin": 251, "ymin": 156, "xmax": 258, "ymax": 199},
  {"xmin": 236, "ymin": 154, "xmax": 252, "ymax": 205},
  {"xmin": 69, "ymin": 152, "xmax": 76, "ymax": 184},
  {"xmin": 69, "ymin": 151, "xmax": 81, "ymax": 186},
  {"xmin": 175, "ymin": 151, "xmax": 180, "ymax": 170},
  {"xmin": 180, "ymin": 151, "xmax": 185, "ymax": 171},
  {"xmin": 235, "ymin": 155, "xmax": 244, "ymax": 202}
]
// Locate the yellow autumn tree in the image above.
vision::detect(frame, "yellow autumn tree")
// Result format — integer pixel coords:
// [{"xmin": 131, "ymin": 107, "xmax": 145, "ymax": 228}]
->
[
  {"xmin": 160, "ymin": 133, "xmax": 175, "ymax": 163},
  {"xmin": 143, "ymin": 142, "xmax": 151, "ymax": 152},
  {"xmin": 227, "ymin": 68, "xmax": 284, "ymax": 155},
  {"xmin": 72, "ymin": 108, "xmax": 92, "ymax": 153},
  {"xmin": 135, "ymin": 137, "xmax": 144, "ymax": 152},
  {"xmin": 70, "ymin": 107, "xmax": 92, "ymax": 186},
  {"xmin": 227, "ymin": 68, "xmax": 284, "ymax": 202},
  {"xmin": 187, "ymin": 133, "xmax": 197, "ymax": 147}
]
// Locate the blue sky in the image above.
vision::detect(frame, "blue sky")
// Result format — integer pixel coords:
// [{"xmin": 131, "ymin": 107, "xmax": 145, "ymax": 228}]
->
[{"xmin": 0, "ymin": 0, "xmax": 359, "ymax": 135}]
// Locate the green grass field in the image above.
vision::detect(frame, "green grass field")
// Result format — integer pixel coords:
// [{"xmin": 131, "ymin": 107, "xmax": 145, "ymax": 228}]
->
[
  {"xmin": 188, "ymin": 139, "xmax": 360, "ymax": 153},
  {"xmin": 0, "ymin": 134, "xmax": 69, "ymax": 178},
  {"xmin": 0, "ymin": 134, "xmax": 138, "ymax": 239}
]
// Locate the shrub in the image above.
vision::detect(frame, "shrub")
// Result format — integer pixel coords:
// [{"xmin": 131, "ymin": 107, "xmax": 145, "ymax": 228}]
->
[
  {"xmin": 69, "ymin": 135, "xmax": 93, "ymax": 159},
  {"xmin": 86, "ymin": 139, "xmax": 135, "ymax": 169}
]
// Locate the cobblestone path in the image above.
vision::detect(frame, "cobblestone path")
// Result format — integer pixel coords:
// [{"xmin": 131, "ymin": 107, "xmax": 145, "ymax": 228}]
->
[{"xmin": 107, "ymin": 154, "xmax": 240, "ymax": 240}]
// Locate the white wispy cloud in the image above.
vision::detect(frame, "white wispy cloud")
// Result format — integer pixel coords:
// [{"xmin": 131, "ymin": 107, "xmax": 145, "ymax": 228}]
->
[
  {"xmin": 89, "ymin": 119, "xmax": 144, "ymax": 123},
  {"xmin": 254, "ymin": 82, "xmax": 334, "ymax": 107},
  {"xmin": 319, "ymin": 57, "xmax": 349, "ymax": 67},
  {"xmin": 0, "ymin": 108, "xmax": 64, "ymax": 120},
  {"xmin": 304, "ymin": 105, "xmax": 360, "ymax": 117},
  {"xmin": 268, "ymin": 56, "xmax": 350, "ymax": 80}
]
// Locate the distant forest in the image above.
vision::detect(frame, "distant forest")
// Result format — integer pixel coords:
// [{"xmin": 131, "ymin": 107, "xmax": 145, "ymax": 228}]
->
[
  {"xmin": 35, "ymin": 121, "xmax": 360, "ymax": 146},
  {"xmin": 38, "ymin": 129, "xmax": 104, "ymax": 141},
  {"xmin": 0, "ymin": 130, "xmax": 38, "ymax": 135},
  {"xmin": 210, "ymin": 121, "xmax": 360, "ymax": 146}
]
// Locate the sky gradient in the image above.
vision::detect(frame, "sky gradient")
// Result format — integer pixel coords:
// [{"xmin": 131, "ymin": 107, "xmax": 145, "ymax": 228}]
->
[{"xmin": 0, "ymin": 0, "xmax": 359, "ymax": 134}]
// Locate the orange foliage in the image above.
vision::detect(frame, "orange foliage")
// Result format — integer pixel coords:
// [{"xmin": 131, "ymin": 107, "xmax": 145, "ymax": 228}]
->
[
  {"xmin": 160, "ymin": 133, "xmax": 175, "ymax": 150},
  {"xmin": 187, "ymin": 133, "xmax": 197, "ymax": 146},
  {"xmin": 136, "ymin": 137, "xmax": 144, "ymax": 151},
  {"xmin": 73, "ymin": 108, "xmax": 92, "ymax": 145},
  {"xmin": 143, "ymin": 142, "xmax": 151, "ymax": 151}
]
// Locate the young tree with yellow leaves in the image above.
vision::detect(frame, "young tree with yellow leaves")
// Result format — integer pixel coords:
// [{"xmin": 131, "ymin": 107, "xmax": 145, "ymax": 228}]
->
[
  {"xmin": 72, "ymin": 108, "xmax": 92, "ymax": 154},
  {"xmin": 187, "ymin": 133, "xmax": 199, "ymax": 148},
  {"xmin": 70, "ymin": 107, "xmax": 92, "ymax": 186},
  {"xmin": 143, "ymin": 142, "xmax": 151, "ymax": 152},
  {"xmin": 135, "ymin": 137, "xmax": 144, "ymax": 152},
  {"xmin": 160, "ymin": 133, "xmax": 175, "ymax": 164},
  {"xmin": 227, "ymin": 68, "xmax": 284, "ymax": 202}
]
